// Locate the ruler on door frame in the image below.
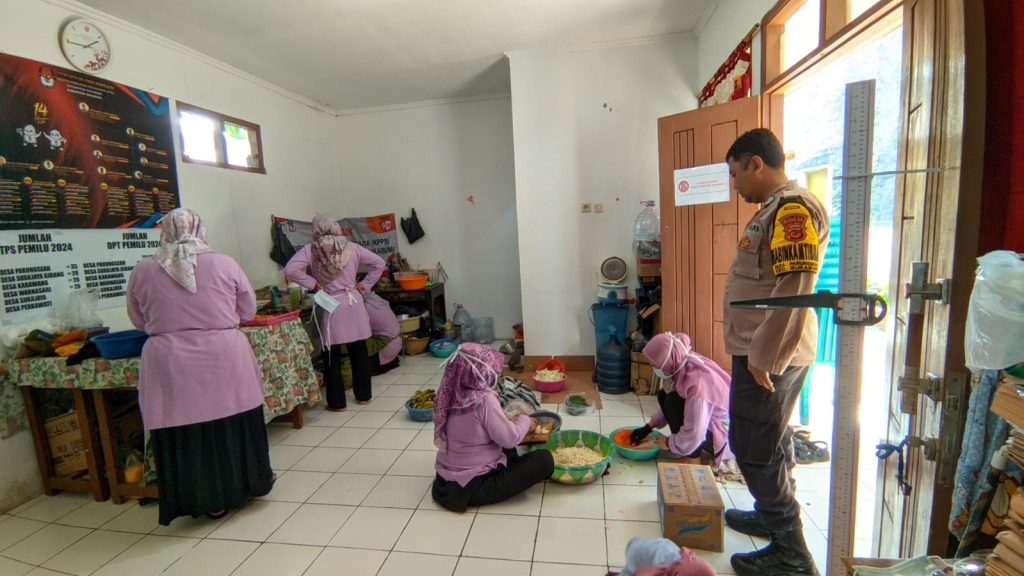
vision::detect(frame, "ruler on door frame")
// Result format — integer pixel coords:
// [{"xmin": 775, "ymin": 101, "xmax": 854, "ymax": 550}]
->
[{"xmin": 730, "ymin": 80, "xmax": 877, "ymax": 576}]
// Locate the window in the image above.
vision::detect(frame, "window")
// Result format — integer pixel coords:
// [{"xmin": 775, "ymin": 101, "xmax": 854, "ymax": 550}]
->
[{"xmin": 176, "ymin": 102, "xmax": 265, "ymax": 173}]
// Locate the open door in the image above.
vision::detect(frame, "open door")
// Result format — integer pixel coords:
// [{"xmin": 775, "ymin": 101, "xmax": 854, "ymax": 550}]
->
[
  {"xmin": 657, "ymin": 96, "xmax": 767, "ymax": 367},
  {"xmin": 878, "ymin": 0, "xmax": 984, "ymax": 557}
]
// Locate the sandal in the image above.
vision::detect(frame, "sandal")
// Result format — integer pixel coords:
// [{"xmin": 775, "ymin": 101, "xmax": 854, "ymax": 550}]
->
[{"xmin": 793, "ymin": 431, "xmax": 830, "ymax": 464}]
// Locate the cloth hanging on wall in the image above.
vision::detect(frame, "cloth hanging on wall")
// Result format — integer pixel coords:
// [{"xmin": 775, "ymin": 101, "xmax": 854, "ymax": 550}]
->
[{"xmin": 698, "ymin": 25, "xmax": 758, "ymax": 108}]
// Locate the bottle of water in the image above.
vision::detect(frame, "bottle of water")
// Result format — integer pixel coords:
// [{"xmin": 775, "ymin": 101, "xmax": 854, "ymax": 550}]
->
[
  {"xmin": 596, "ymin": 328, "xmax": 631, "ymax": 394},
  {"xmin": 453, "ymin": 304, "xmax": 473, "ymax": 342},
  {"xmin": 633, "ymin": 200, "xmax": 661, "ymax": 263}
]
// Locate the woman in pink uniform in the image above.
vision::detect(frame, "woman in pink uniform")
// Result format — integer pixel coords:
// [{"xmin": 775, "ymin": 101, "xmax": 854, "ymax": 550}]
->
[
  {"xmin": 431, "ymin": 343, "xmax": 554, "ymax": 512},
  {"xmin": 364, "ymin": 292, "xmax": 401, "ymax": 374},
  {"xmin": 127, "ymin": 208, "xmax": 273, "ymax": 525},
  {"xmin": 630, "ymin": 332, "xmax": 733, "ymax": 466},
  {"xmin": 284, "ymin": 214, "xmax": 385, "ymax": 411}
]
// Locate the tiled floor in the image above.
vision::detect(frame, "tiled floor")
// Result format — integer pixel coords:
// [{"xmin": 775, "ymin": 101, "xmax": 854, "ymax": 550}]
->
[{"xmin": 0, "ymin": 355, "xmax": 833, "ymax": 575}]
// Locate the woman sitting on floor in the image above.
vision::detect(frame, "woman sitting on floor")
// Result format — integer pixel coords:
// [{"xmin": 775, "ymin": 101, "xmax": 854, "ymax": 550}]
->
[{"xmin": 432, "ymin": 343, "xmax": 553, "ymax": 512}]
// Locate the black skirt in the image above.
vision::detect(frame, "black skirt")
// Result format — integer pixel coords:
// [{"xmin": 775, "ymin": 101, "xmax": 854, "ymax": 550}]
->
[{"xmin": 151, "ymin": 405, "xmax": 274, "ymax": 526}]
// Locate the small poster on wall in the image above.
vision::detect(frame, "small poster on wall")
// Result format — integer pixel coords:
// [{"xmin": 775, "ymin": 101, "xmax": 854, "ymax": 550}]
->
[
  {"xmin": 673, "ymin": 163, "xmax": 732, "ymax": 206},
  {"xmin": 0, "ymin": 53, "xmax": 180, "ymax": 229}
]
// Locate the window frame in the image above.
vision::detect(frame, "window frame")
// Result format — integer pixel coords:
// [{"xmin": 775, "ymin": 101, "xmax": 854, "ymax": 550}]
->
[{"xmin": 176, "ymin": 101, "xmax": 266, "ymax": 174}]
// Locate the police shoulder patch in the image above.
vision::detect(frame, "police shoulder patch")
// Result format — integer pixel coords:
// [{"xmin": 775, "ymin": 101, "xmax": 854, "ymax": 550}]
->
[{"xmin": 769, "ymin": 199, "xmax": 820, "ymax": 275}]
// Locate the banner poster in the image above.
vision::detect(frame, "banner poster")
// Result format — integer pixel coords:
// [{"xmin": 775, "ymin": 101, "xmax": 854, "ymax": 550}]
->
[
  {"xmin": 271, "ymin": 214, "xmax": 399, "ymax": 266},
  {"xmin": 0, "ymin": 53, "xmax": 180, "ymax": 230},
  {"xmin": 0, "ymin": 228, "xmax": 162, "ymax": 326}
]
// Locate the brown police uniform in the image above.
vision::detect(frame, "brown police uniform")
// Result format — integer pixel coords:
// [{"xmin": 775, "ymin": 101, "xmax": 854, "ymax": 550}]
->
[{"xmin": 724, "ymin": 182, "xmax": 829, "ymax": 531}]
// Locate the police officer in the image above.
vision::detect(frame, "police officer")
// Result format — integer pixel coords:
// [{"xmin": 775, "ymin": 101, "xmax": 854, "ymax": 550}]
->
[{"xmin": 722, "ymin": 129, "xmax": 829, "ymax": 576}]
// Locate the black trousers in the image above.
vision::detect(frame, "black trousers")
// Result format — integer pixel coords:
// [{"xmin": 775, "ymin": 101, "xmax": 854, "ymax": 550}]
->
[
  {"xmin": 729, "ymin": 356, "xmax": 808, "ymax": 531},
  {"xmin": 656, "ymin": 389, "xmax": 714, "ymax": 458},
  {"xmin": 322, "ymin": 340, "xmax": 372, "ymax": 408},
  {"xmin": 432, "ymin": 449, "xmax": 554, "ymax": 513}
]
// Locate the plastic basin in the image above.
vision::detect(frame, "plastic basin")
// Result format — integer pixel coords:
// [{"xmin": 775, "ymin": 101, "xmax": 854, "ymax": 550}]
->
[
  {"xmin": 533, "ymin": 429, "xmax": 615, "ymax": 485},
  {"xmin": 405, "ymin": 399, "xmax": 435, "ymax": 422},
  {"xmin": 609, "ymin": 426, "xmax": 664, "ymax": 461},
  {"xmin": 395, "ymin": 273, "xmax": 428, "ymax": 291},
  {"xmin": 429, "ymin": 338, "xmax": 458, "ymax": 358},
  {"xmin": 92, "ymin": 330, "xmax": 149, "ymax": 359}
]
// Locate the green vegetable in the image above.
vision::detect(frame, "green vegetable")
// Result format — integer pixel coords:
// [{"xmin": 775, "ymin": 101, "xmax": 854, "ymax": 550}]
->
[
  {"xmin": 566, "ymin": 395, "xmax": 589, "ymax": 406},
  {"xmin": 410, "ymin": 389, "xmax": 436, "ymax": 409}
]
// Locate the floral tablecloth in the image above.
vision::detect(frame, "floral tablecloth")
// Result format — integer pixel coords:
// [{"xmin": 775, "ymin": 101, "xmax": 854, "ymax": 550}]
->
[{"xmin": 0, "ymin": 319, "xmax": 320, "ymax": 438}]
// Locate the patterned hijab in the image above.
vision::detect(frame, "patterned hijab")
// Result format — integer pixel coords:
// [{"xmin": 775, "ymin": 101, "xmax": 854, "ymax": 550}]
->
[
  {"xmin": 154, "ymin": 208, "xmax": 212, "ymax": 293},
  {"xmin": 433, "ymin": 343, "xmax": 504, "ymax": 450},
  {"xmin": 643, "ymin": 332, "xmax": 729, "ymax": 408},
  {"xmin": 310, "ymin": 214, "xmax": 352, "ymax": 284}
]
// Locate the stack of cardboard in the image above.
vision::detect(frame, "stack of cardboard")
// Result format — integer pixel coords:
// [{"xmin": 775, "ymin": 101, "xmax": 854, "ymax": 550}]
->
[
  {"xmin": 987, "ymin": 492, "xmax": 1024, "ymax": 575},
  {"xmin": 990, "ymin": 373, "xmax": 1024, "ymax": 429}
]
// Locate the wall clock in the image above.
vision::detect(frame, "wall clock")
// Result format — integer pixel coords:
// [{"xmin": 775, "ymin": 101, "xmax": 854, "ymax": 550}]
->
[{"xmin": 59, "ymin": 18, "xmax": 111, "ymax": 73}]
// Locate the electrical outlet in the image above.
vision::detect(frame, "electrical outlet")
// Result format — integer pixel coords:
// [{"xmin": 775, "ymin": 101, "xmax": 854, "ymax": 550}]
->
[
  {"xmin": 594, "ymin": 202, "xmax": 605, "ymax": 213},
  {"xmin": 581, "ymin": 202, "xmax": 592, "ymax": 213}
]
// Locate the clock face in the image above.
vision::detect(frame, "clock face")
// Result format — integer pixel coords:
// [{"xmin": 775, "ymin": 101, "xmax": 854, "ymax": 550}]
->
[{"xmin": 60, "ymin": 19, "xmax": 110, "ymax": 73}]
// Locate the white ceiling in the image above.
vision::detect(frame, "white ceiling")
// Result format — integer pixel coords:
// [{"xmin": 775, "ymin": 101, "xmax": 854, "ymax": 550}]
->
[{"xmin": 76, "ymin": 0, "xmax": 712, "ymax": 112}]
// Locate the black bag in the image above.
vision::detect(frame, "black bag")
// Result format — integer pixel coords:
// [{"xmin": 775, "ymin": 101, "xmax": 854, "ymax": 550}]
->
[
  {"xmin": 400, "ymin": 208, "xmax": 426, "ymax": 244},
  {"xmin": 269, "ymin": 219, "xmax": 298, "ymax": 267}
]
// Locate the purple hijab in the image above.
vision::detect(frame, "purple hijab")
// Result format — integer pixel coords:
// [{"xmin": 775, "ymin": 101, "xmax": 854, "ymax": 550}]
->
[
  {"xmin": 310, "ymin": 214, "xmax": 352, "ymax": 284},
  {"xmin": 154, "ymin": 208, "xmax": 212, "ymax": 293},
  {"xmin": 433, "ymin": 343, "xmax": 505, "ymax": 450}
]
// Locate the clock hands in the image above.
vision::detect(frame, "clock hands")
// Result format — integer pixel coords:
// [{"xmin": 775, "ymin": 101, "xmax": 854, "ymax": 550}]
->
[{"xmin": 65, "ymin": 40, "xmax": 101, "ymax": 48}]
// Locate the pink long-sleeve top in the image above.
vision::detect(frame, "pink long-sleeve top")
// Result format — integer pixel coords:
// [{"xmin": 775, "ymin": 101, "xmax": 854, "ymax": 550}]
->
[
  {"xmin": 364, "ymin": 295, "xmax": 401, "ymax": 365},
  {"xmin": 650, "ymin": 398, "xmax": 730, "ymax": 460},
  {"xmin": 127, "ymin": 253, "xmax": 264, "ymax": 431},
  {"xmin": 283, "ymin": 243, "xmax": 385, "ymax": 345},
  {"xmin": 435, "ymin": 392, "xmax": 531, "ymax": 487}
]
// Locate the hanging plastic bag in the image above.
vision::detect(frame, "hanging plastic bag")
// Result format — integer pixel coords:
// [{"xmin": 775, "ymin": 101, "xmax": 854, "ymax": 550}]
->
[
  {"xmin": 400, "ymin": 208, "xmax": 426, "ymax": 244},
  {"xmin": 965, "ymin": 251, "xmax": 1024, "ymax": 372},
  {"xmin": 62, "ymin": 289, "xmax": 102, "ymax": 329}
]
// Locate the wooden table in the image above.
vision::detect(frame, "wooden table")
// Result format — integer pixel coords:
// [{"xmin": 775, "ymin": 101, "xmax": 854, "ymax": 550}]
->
[{"xmin": 375, "ymin": 283, "xmax": 447, "ymax": 338}]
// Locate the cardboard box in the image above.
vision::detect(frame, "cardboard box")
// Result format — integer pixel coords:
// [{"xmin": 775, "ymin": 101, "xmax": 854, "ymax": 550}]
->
[
  {"xmin": 638, "ymin": 261, "xmax": 661, "ymax": 278},
  {"xmin": 44, "ymin": 411, "xmax": 87, "ymax": 477},
  {"xmin": 631, "ymin": 351, "xmax": 656, "ymax": 395},
  {"xmin": 657, "ymin": 462, "xmax": 725, "ymax": 552}
]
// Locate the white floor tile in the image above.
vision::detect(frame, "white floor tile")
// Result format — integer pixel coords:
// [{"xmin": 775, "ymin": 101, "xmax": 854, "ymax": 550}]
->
[
  {"xmin": 153, "ymin": 512, "xmax": 233, "ymax": 539},
  {"xmin": 806, "ymin": 529, "xmax": 829, "ymax": 572},
  {"xmin": 463, "ymin": 514, "xmax": 537, "ymax": 561},
  {"xmin": 362, "ymin": 476, "xmax": 434, "ymax": 509},
  {"xmin": 2, "ymin": 524, "xmax": 91, "ymax": 565},
  {"xmin": 381, "ymin": 385, "xmax": 427, "ymax": 398},
  {"xmin": 541, "ymin": 482, "xmax": 604, "ymax": 519},
  {"xmin": 91, "ymin": 535, "xmax": 199, "ymax": 576},
  {"xmin": 42, "ymin": 530, "xmax": 143, "ymax": 576},
  {"xmin": 231, "ymin": 542, "xmax": 320, "ymax": 576},
  {"xmin": 0, "ymin": 516, "xmax": 48, "ymax": 551},
  {"xmin": 531, "ymin": 562, "xmax": 608, "ymax": 576},
  {"xmin": 339, "ymin": 449, "xmax": 402, "ymax": 475},
  {"xmin": 455, "ymin": 557, "xmax": 531, "ymax": 576},
  {"xmin": 307, "ymin": 473, "xmax": 382, "ymax": 506},
  {"xmin": 25, "ymin": 569, "xmax": 73, "ymax": 576},
  {"xmin": 477, "ymin": 483, "xmax": 544, "ymax": 516},
  {"xmin": 605, "ymin": 520, "xmax": 662, "ymax": 566},
  {"xmin": 365, "ymin": 428, "xmax": 418, "ymax": 450},
  {"xmin": 382, "ymin": 412, "xmax": 428, "ymax": 430},
  {"xmin": 361, "ymin": 397, "xmax": 410, "ymax": 412},
  {"xmin": 307, "ymin": 409, "xmax": 355, "ymax": 427},
  {"xmin": 603, "ymin": 456, "xmax": 659, "ymax": 486},
  {"xmin": 305, "ymin": 547, "xmax": 388, "ymax": 576},
  {"xmin": 7, "ymin": 496, "xmax": 46, "ymax": 517},
  {"xmin": 162, "ymin": 539, "xmax": 258, "ymax": 576},
  {"xmin": 100, "ymin": 503, "xmax": 159, "ymax": 534},
  {"xmin": 604, "ymin": 485, "xmax": 660, "ymax": 521},
  {"xmin": 267, "ymin": 504, "xmax": 355, "ymax": 546},
  {"xmin": 393, "ymin": 373, "xmax": 435, "ymax": 385},
  {"xmin": 321, "ymin": 427, "xmax": 376, "ymax": 449},
  {"xmin": 329, "ymin": 507, "xmax": 413, "ymax": 550},
  {"xmin": 344, "ymin": 411, "xmax": 395, "ymax": 429},
  {"xmin": 208, "ymin": 501, "xmax": 300, "ymax": 542},
  {"xmin": 379, "ymin": 551, "xmax": 457, "ymax": 576},
  {"xmin": 533, "ymin": 517, "xmax": 608, "ymax": 565},
  {"xmin": 55, "ymin": 501, "xmax": 129, "ymax": 529},
  {"xmin": 269, "ymin": 444, "xmax": 314, "ymax": 469},
  {"xmin": 800, "ymin": 496, "xmax": 831, "ymax": 532},
  {"xmin": 394, "ymin": 509, "xmax": 474, "ymax": 556},
  {"xmin": 600, "ymin": 416, "xmax": 644, "ymax": 435},
  {"xmin": 267, "ymin": 425, "xmax": 296, "ymax": 445},
  {"xmin": 15, "ymin": 492, "xmax": 90, "ymax": 523},
  {"xmin": 558, "ymin": 416, "xmax": 601, "ymax": 433},
  {"xmin": 291, "ymin": 447, "xmax": 356, "ymax": 473},
  {"xmin": 259, "ymin": 470, "xmax": 331, "ymax": 502},
  {"xmin": 725, "ymin": 487, "xmax": 756, "ymax": 511},
  {"xmin": 277, "ymin": 426, "xmax": 335, "ymax": 447},
  {"xmin": 388, "ymin": 450, "xmax": 437, "ymax": 477},
  {"xmin": 409, "ymin": 429, "xmax": 438, "ymax": 450},
  {"xmin": 0, "ymin": 555, "xmax": 34, "ymax": 576},
  {"xmin": 599, "ymin": 399, "xmax": 643, "ymax": 418}
]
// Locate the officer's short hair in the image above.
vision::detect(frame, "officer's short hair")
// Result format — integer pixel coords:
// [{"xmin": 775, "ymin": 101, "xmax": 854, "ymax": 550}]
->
[{"xmin": 726, "ymin": 129, "xmax": 785, "ymax": 169}]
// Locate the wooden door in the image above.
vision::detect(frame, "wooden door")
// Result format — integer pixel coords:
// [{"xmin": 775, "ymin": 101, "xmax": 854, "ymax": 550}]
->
[
  {"xmin": 657, "ymin": 97, "xmax": 763, "ymax": 368},
  {"xmin": 878, "ymin": 0, "xmax": 984, "ymax": 557}
]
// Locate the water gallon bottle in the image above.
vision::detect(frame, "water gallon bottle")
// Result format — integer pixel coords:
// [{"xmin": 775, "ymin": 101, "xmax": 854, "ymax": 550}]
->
[
  {"xmin": 633, "ymin": 200, "xmax": 661, "ymax": 265},
  {"xmin": 596, "ymin": 328, "xmax": 631, "ymax": 394},
  {"xmin": 453, "ymin": 304, "xmax": 473, "ymax": 342}
]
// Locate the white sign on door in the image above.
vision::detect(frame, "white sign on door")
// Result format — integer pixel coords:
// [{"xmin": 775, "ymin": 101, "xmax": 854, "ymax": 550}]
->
[{"xmin": 673, "ymin": 163, "xmax": 732, "ymax": 206}]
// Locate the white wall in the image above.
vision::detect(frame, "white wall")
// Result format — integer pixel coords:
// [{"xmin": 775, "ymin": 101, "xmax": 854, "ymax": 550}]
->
[
  {"xmin": 508, "ymin": 37, "xmax": 699, "ymax": 356},
  {"xmin": 696, "ymin": 0, "xmax": 777, "ymax": 92},
  {"xmin": 334, "ymin": 98, "xmax": 521, "ymax": 337},
  {"xmin": 0, "ymin": 0, "xmax": 340, "ymax": 512}
]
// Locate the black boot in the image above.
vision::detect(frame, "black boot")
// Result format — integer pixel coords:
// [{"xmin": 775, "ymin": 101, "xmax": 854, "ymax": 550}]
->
[
  {"xmin": 725, "ymin": 508, "xmax": 770, "ymax": 538},
  {"xmin": 730, "ymin": 528, "xmax": 820, "ymax": 576}
]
